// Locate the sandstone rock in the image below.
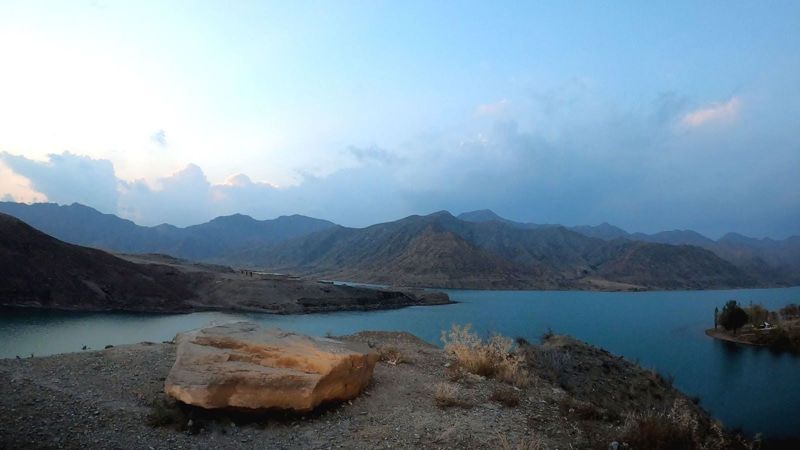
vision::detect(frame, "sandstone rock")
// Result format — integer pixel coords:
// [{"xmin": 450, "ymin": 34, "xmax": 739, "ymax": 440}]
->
[{"xmin": 165, "ymin": 323, "xmax": 378, "ymax": 412}]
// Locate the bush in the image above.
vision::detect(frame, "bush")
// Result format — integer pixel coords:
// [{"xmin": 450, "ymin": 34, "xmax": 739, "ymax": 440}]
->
[
  {"xmin": 622, "ymin": 410, "xmax": 696, "ymax": 449},
  {"xmin": 534, "ymin": 346, "xmax": 572, "ymax": 387},
  {"xmin": 441, "ymin": 324, "xmax": 530, "ymax": 387},
  {"xmin": 490, "ymin": 387, "xmax": 521, "ymax": 407},
  {"xmin": 433, "ymin": 382, "xmax": 469, "ymax": 408},
  {"xmin": 147, "ymin": 397, "xmax": 187, "ymax": 428},
  {"xmin": 377, "ymin": 346, "xmax": 409, "ymax": 365},
  {"xmin": 780, "ymin": 303, "xmax": 799, "ymax": 320},
  {"xmin": 560, "ymin": 398, "xmax": 601, "ymax": 420},
  {"xmin": 746, "ymin": 303, "xmax": 769, "ymax": 326}
]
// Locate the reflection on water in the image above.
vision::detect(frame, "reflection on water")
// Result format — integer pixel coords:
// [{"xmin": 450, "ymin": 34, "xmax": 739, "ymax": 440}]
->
[{"xmin": 1, "ymin": 286, "xmax": 799, "ymax": 438}]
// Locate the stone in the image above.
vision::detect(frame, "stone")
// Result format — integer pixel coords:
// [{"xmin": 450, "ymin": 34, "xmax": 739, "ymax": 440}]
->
[{"xmin": 165, "ymin": 322, "xmax": 379, "ymax": 412}]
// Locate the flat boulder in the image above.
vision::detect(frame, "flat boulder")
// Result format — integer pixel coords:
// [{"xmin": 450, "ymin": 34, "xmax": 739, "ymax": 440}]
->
[{"xmin": 164, "ymin": 322, "xmax": 378, "ymax": 412}]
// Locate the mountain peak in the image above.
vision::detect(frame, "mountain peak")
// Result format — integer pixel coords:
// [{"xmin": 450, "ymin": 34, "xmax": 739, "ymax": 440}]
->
[
  {"xmin": 457, "ymin": 209, "xmax": 505, "ymax": 223},
  {"xmin": 427, "ymin": 210, "xmax": 454, "ymax": 218}
]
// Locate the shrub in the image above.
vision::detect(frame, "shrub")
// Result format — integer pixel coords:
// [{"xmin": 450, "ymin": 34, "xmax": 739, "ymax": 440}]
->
[
  {"xmin": 434, "ymin": 382, "xmax": 468, "ymax": 408},
  {"xmin": 780, "ymin": 303, "xmax": 799, "ymax": 320},
  {"xmin": 441, "ymin": 324, "xmax": 530, "ymax": 387},
  {"xmin": 378, "ymin": 346, "xmax": 408, "ymax": 365},
  {"xmin": 534, "ymin": 346, "xmax": 572, "ymax": 387},
  {"xmin": 746, "ymin": 303, "xmax": 769, "ymax": 326},
  {"xmin": 490, "ymin": 387, "xmax": 521, "ymax": 407},
  {"xmin": 147, "ymin": 397, "xmax": 187, "ymax": 428},
  {"xmin": 618, "ymin": 399, "xmax": 737, "ymax": 450},
  {"xmin": 560, "ymin": 398, "xmax": 601, "ymax": 420},
  {"xmin": 540, "ymin": 327, "xmax": 555, "ymax": 342}
]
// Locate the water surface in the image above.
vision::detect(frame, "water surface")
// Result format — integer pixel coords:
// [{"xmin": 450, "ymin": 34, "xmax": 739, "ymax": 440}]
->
[{"xmin": 1, "ymin": 287, "xmax": 799, "ymax": 438}]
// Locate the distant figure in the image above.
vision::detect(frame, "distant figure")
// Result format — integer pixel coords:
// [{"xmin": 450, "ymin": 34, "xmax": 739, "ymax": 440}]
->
[
  {"xmin": 15, "ymin": 355, "xmax": 20, "ymax": 359},
  {"xmin": 29, "ymin": 353, "xmax": 34, "ymax": 358},
  {"xmin": 82, "ymin": 345, "xmax": 88, "ymax": 350}
]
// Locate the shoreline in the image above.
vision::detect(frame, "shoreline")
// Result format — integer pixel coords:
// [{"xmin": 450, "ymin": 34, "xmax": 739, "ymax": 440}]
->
[
  {"xmin": 705, "ymin": 328, "xmax": 765, "ymax": 348},
  {"xmin": 0, "ymin": 292, "xmax": 454, "ymax": 316}
]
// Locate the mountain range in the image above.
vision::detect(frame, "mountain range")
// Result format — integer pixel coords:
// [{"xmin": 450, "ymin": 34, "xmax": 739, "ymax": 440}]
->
[
  {"xmin": 1, "ymin": 202, "xmax": 797, "ymax": 290},
  {"xmin": 0, "ymin": 201, "xmax": 334, "ymax": 261},
  {"xmin": 457, "ymin": 209, "xmax": 800, "ymax": 285},
  {"xmin": 0, "ymin": 211, "xmax": 448, "ymax": 313}
]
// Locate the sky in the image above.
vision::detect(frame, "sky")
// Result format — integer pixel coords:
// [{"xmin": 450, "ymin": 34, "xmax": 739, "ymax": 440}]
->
[{"xmin": 0, "ymin": 1, "xmax": 799, "ymax": 238}]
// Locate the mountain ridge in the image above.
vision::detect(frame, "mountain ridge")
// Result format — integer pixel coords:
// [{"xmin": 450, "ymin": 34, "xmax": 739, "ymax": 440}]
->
[
  {"xmin": 2, "ymin": 202, "xmax": 796, "ymax": 289},
  {"xmin": 0, "ymin": 201, "xmax": 336, "ymax": 261},
  {"xmin": 238, "ymin": 211, "xmax": 759, "ymax": 290},
  {"xmin": 458, "ymin": 209, "xmax": 800, "ymax": 285}
]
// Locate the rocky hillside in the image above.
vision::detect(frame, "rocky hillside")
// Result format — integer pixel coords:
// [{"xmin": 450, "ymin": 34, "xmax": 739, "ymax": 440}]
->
[
  {"xmin": 0, "ymin": 213, "xmax": 449, "ymax": 313},
  {"xmin": 236, "ymin": 211, "xmax": 755, "ymax": 290},
  {"xmin": 0, "ymin": 331, "xmax": 758, "ymax": 449},
  {"xmin": 460, "ymin": 209, "xmax": 800, "ymax": 286},
  {"xmin": 0, "ymin": 213, "xmax": 198, "ymax": 312}
]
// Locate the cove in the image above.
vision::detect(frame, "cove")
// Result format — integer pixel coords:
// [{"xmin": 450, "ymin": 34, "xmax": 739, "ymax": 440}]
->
[{"xmin": 1, "ymin": 286, "xmax": 799, "ymax": 438}]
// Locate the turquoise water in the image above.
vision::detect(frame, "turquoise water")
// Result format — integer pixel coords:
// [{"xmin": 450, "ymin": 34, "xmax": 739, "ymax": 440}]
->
[{"xmin": 1, "ymin": 287, "xmax": 799, "ymax": 438}]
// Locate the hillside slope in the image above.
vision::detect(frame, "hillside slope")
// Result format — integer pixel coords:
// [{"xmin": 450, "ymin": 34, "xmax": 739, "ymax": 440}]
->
[
  {"xmin": 460, "ymin": 209, "xmax": 799, "ymax": 285},
  {"xmin": 237, "ymin": 211, "xmax": 756, "ymax": 290},
  {"xmin": 0, "ymin": 213, "xmax": 197, "ymax": 311}
]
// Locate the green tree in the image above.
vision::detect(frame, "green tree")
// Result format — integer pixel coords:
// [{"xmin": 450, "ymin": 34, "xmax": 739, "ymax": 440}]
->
[{"xmin": 719, "ymin": 300, "xmax": 749, "ymax": 335}]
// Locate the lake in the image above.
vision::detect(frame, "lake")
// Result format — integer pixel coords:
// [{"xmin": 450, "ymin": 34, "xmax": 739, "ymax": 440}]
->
[{"xmin": 2, "ymin": 286, "xmax": 799, "ymax": 438}]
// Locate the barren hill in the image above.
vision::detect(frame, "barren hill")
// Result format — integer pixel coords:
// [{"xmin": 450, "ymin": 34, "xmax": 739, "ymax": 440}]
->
[{"xmin": 236, "ymin": 211, "xmax": 755, "ymax": 290}]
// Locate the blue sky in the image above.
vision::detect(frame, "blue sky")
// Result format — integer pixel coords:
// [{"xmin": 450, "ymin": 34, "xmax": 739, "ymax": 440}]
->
[{"xmin": 0, "ymin": 1, "xmax": 798, "ymax": 237}]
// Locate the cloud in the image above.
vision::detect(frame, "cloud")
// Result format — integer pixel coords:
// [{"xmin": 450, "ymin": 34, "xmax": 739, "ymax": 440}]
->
[
  {"xmin": 348, "ymin": 145, "xmax": 397, "ymax": 164},
  {"xmin": 0, "ymin": 87, "xmax": 797, "ymax": 238},
  {"xmin": 475, "ymin": 99, "xmax": 510, "ymax": 116},
  {"xmin": 150, "ymin": 129, "xmax": 167, "ymax": 147},
  {"xmin": 680, "ymin": 97, "xmax": 741, "ymax": 128},
  {"xmin": 0, "ymin": 151, "xmax": 117, "ymax": 212},
  {"xmin": 0, "ymin": 161, "xmax": 48, "ymax": 203}
]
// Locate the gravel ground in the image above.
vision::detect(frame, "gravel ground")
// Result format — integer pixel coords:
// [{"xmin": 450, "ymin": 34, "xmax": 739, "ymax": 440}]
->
[{"xmin": 0, "ymin": 332, "xmax": 750, "ymax": 449}]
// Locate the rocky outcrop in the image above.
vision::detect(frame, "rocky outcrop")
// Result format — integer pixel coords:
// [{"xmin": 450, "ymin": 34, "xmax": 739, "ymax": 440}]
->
[{"xmin": 164, "ymin": 323, "xmax": 379, "ymax": 412}]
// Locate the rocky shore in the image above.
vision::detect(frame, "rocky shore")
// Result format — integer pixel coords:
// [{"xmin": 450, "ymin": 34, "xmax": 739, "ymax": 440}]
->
[{"xmin": 0, "ymin": 331, "xmax": 756, "ymax": 449}]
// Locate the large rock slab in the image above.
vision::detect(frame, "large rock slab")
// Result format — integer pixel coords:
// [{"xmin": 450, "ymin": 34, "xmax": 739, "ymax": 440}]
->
[{"xmin": 165, "ymin": 323, "xmax": 378, "ymax": 412}]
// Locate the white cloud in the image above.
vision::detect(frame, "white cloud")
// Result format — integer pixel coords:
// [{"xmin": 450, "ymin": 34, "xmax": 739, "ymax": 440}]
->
[
  {"xmin": 475, "ymin": 99, "xmax": 510, "ymax": 116},
  {"xmin": 680, "ymin": 97, "xmax": 742, "ymax": 128},
  {"xmin": 0, "ymin": 161, "xmax": 47, "ymax": 203},
  {"xmin": 0, "ymin": 152, "xmax": 117, "ymax": 212}
]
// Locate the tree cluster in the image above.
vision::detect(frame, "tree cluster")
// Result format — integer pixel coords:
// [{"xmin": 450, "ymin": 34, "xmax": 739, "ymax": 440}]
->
[{"xmin": 719, "ymin": 300, "xmax": 749, "ymax": 335}]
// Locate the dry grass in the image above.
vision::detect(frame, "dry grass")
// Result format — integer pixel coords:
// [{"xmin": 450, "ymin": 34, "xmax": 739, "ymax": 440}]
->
[
  {"xmin": 533, "ymin": 346, "xmax": 572, "ymax": 386},
  {"xmin": 496, "ymin": 433, "xmax": 545, "ymax": 450},
  {"xmin": 377, "ymin": 345, "xmax": 409, "ymax": 365},
  {"xmin": 433, "ymin": 382, "xmax": 472, "ymax": 408},
  {"xmin": 490, "ymin": 387, "xmax": 521, "ymax": 407},
  {"xmin": 559, "ymin": 398, "xmax": 601, "ymax": 421},
  {"xmin": 621, "ymin": 398, "xmax": 735, "ymax": 450},
  {"xmin": 441, "ymin": 324, "xmax": 530, "ymax": 388}
]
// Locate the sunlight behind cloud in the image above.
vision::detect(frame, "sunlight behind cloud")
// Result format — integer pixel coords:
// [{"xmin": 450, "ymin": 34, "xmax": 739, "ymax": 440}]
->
[{"xmin": 680, "ymin": 97, "xmax": 742, "ymax": 128}]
